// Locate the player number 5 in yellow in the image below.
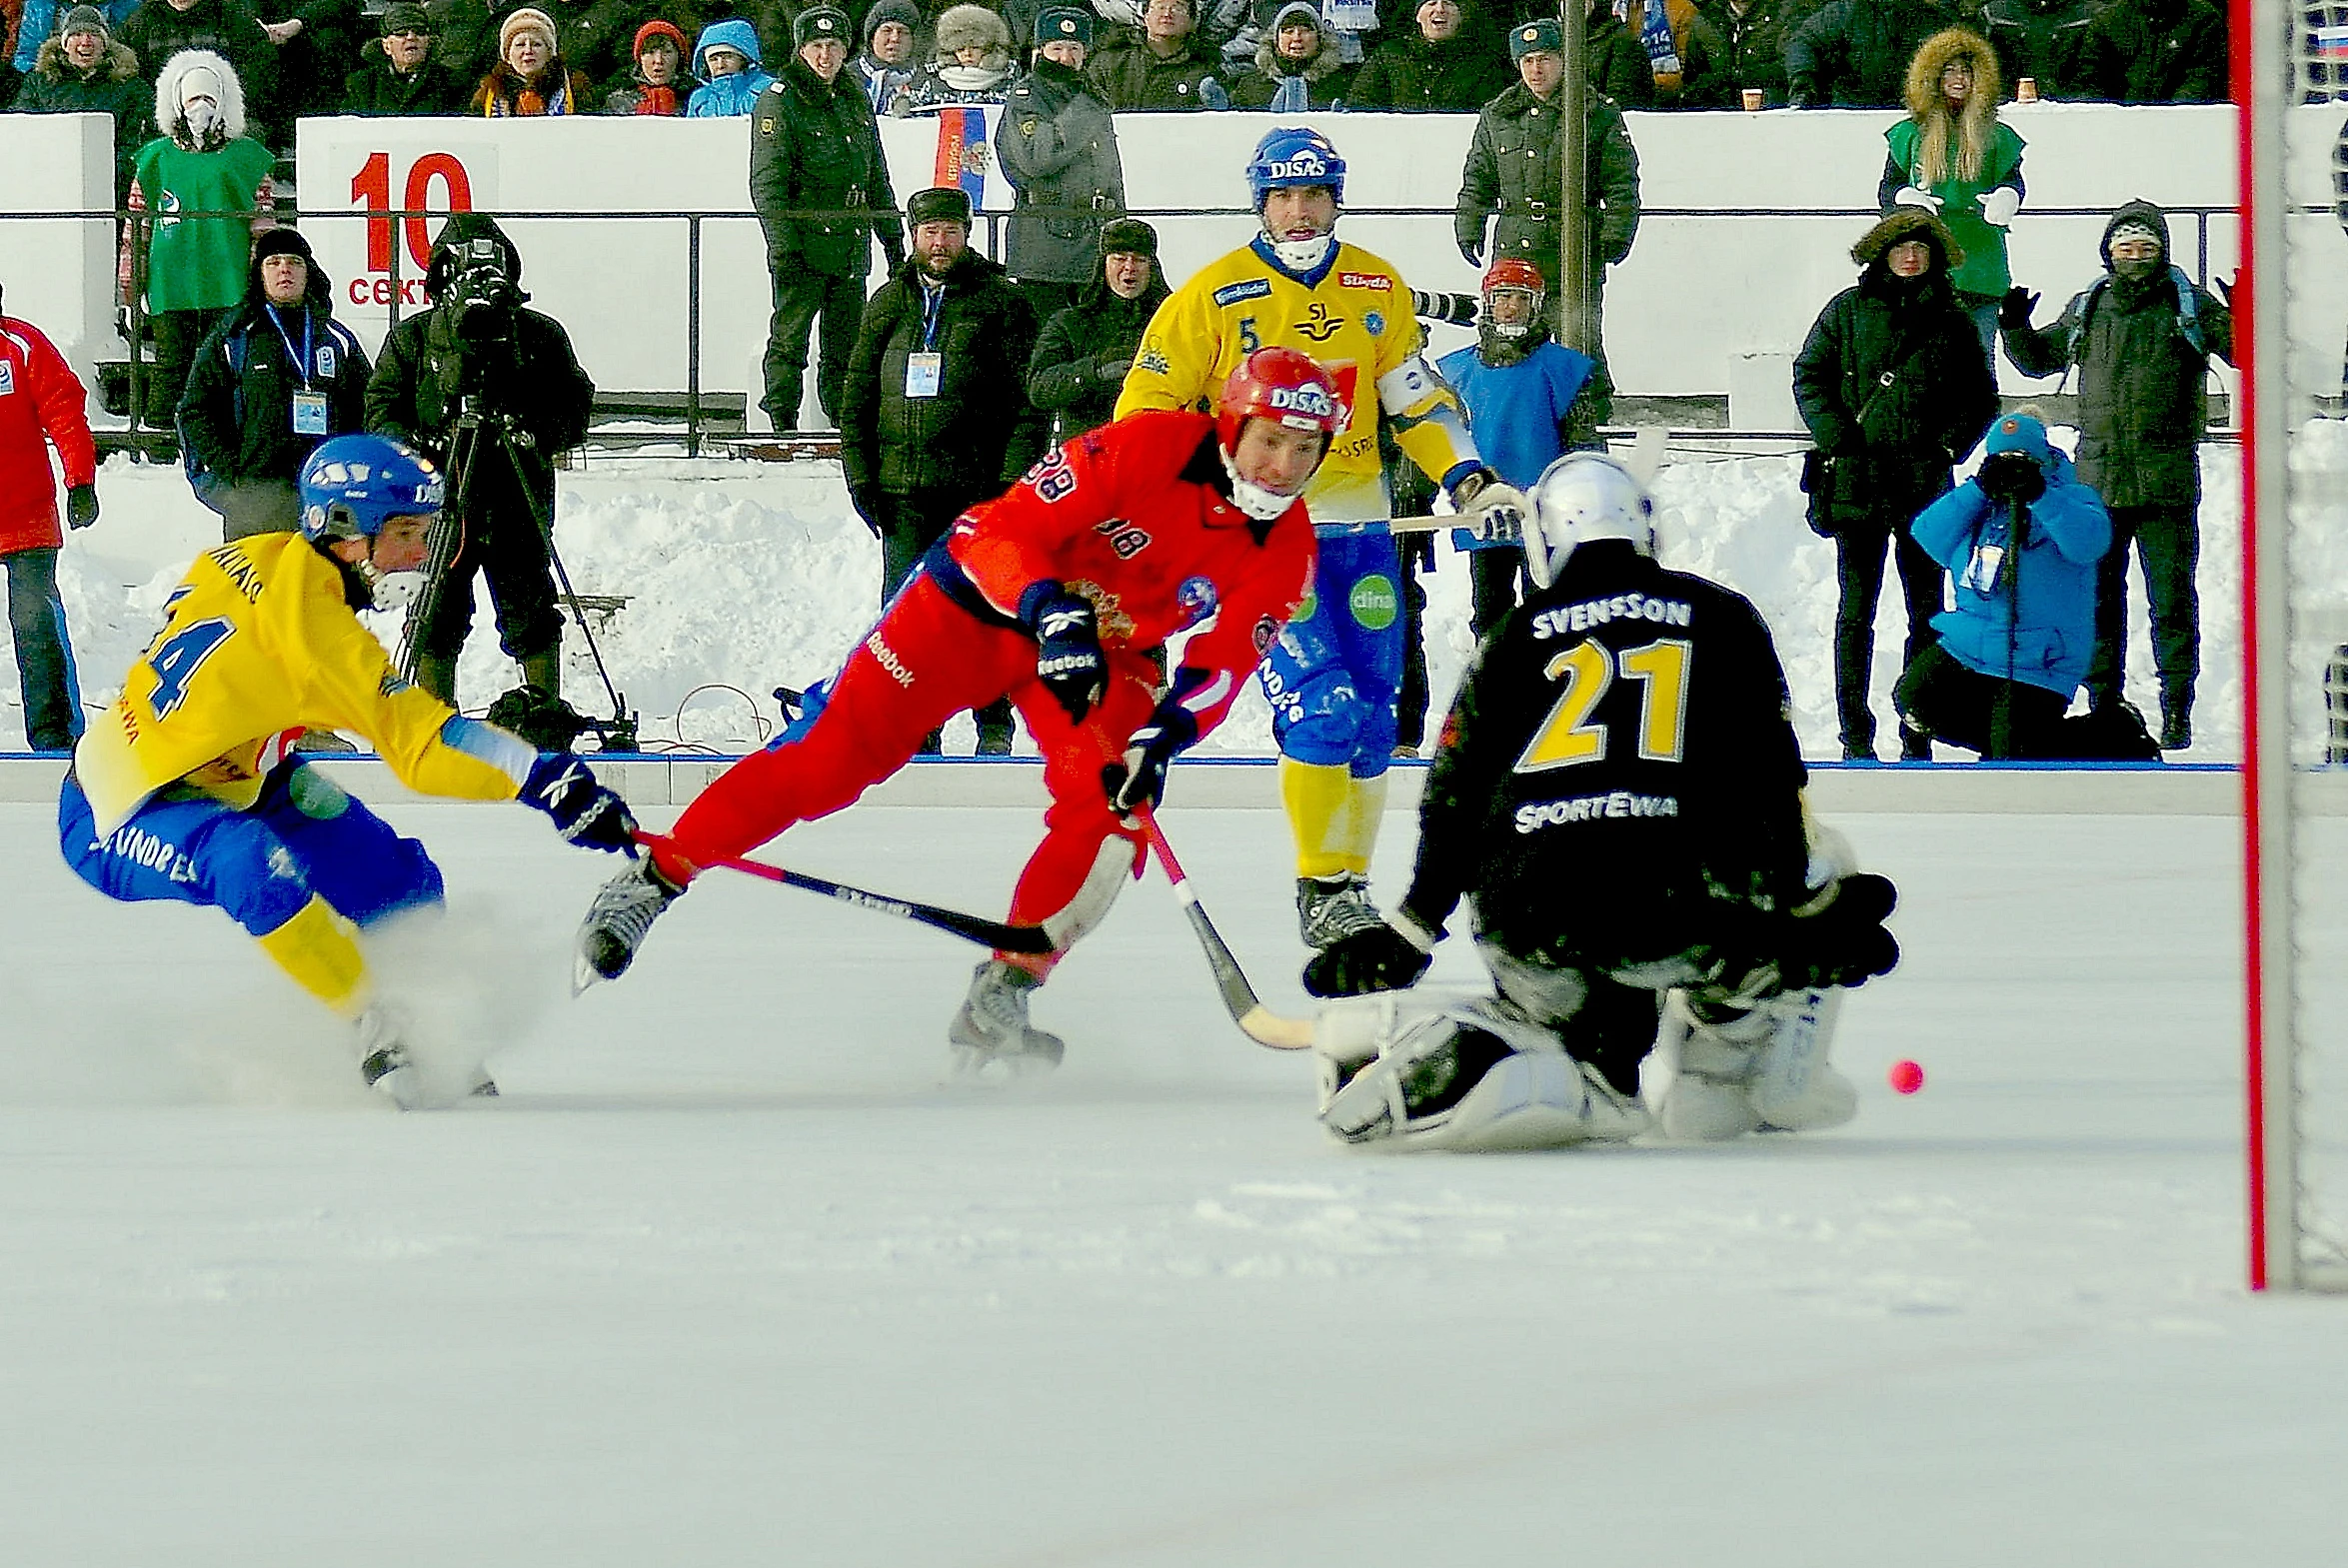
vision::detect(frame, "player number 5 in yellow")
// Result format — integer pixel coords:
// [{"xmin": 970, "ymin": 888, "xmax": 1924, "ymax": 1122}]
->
[{"xmin": 1514, "ymin": 637, "xmax": 1693, "ymax": 773}]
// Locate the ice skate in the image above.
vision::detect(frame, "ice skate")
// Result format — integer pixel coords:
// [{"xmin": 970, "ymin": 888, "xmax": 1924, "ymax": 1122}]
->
[
  {"xmin": 949, "ymin": 959, "xmax": 1067, "ymax": 1078},
  {"xmin": 1296, "ymin": 873, "xmax": 1383, "ymax": 949},
  {"xmin": 355, "ymin": 1005, "xmax": 495, "ymax": 1109},
  {"xmin": 575, "ymin": 855, "xmax": 683, "ymax": 990}
]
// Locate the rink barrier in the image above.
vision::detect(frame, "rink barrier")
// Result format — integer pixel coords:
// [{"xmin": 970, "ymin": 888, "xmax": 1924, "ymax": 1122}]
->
[{"xmin": 0, "ymin": 756, "xmax": 2324, "ymax": 816}]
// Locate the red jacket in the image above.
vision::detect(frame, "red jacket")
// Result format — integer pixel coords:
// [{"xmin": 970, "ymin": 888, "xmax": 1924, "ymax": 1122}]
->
[
  {"xmin": 947, "ymin": 409, "xmax": 1316, "ymax": 738},
  {"xmin": 0, "ymin": 316, "xmax": 97, "ymax": 555}
]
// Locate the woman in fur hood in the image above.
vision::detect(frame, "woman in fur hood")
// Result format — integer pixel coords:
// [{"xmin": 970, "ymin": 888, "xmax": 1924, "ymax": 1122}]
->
[
  {"xmin": 1225, "ymin": 0, "xmax": 1353, "ymax": 109},
  {"xmin": 1876, "ymin": 27, "xmax": 2024, "ymax": 364},
  {"xmin": 897, "ymin": 3, "xmax": 1013, "ymax": 111},
  {"xmin": 121, "ymin": 48, "xmax": 277, "ymax": 428}
]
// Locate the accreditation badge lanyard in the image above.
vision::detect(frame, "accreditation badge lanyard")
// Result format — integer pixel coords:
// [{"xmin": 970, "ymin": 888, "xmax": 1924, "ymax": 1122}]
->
[
  {"xmin": 270, "ymin": 309, "xmax": 329, "ymax": 436},
  {"xmin": 907, "ymin": 280, "xmax": 945, "ymax": 399}
]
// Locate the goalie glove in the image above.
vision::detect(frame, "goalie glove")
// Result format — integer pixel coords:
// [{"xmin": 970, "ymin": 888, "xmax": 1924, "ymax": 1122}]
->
[
  {"xmin": 1102, "ymin": 699, "xmax": 1198, "ymax": 817},
  {"xmin": 1019, "ymin": 581, "xmax": 1107, "ymax": 725},
  {"xmin": 1447, "ymin": 466, "xmax": 1528, "ymax": 545},
  {"xmin": 521, "ymin": 753, "xmax": 640, "ymax": 855},
  {"xmin": 1779, "ymin": 871, "xmax": 1900, "ymax": 991},
  {"xmin": 1303, "ymin": 911, "xmax": 1438, "ymax": 998}
]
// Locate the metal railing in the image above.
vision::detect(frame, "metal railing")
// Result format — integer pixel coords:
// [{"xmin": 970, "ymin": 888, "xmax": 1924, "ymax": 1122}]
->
[{"xmin": 7, "ymin": 199, "xmax": 2256, "ymax": 457}]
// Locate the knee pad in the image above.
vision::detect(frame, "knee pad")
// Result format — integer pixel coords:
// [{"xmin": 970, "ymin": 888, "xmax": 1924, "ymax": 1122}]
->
[
  {"xmin": 1268, "ymin": 663, "xmax": 1371, "ymax": 767},
  {"xmin": 1033, "ymin": 835, "xmax": 1139, "ymax": 955},
  {"xmin": 1315, "ymin": 991, "xmax": 1650, "ymax": 1151}
]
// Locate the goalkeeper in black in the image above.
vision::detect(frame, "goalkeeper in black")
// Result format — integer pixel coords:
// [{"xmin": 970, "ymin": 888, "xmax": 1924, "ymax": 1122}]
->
[{"xmin": 1300, "ymin": 452, "xmax": 1901, "ymax": 1151}]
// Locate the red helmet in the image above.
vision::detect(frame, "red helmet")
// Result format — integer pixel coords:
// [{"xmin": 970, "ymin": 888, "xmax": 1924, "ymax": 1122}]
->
[
  {"xmin": 1481, "ymin": 258, "xmax": 1545, "ymax": 296},
  {"xmin": 1216, "ymin": 347, "xmax": 1345, "ymax": 457}
]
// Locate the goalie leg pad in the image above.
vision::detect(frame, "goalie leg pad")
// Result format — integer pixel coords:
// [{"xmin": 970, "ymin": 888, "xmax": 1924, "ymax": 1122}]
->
[
  {"xmin": 1654, "ymin": 987, "xmax": 1857, "ymax": 1140},
  {"xmin": 1315, "ymin": 992, "xmax": 1650, "ymax": 1150}
]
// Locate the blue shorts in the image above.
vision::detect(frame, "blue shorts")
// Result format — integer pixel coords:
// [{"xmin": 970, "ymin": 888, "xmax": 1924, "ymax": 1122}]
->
[
  {"xmin": 1259, "ymin": 528, "xmax": 1402, "ymax": 776},
  {"xmin": 59, "ymin": 760, "xmax": 445, "ymax": 939}
]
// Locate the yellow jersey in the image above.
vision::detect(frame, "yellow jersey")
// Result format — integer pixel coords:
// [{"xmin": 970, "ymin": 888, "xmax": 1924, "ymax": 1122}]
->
[
  {"xmin": 75, "ymin": 532, "xmax": 538, "ymax": 836},
  {"xmin": 1116, "ymin": 237, "xmax": 1481, "ymax": 527}
]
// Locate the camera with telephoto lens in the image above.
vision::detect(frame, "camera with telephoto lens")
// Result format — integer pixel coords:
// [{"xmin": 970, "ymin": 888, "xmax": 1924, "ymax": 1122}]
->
[
  {"xmin": 1976, "ymin": 451, "xmax": 2045, "ymax": 507},
  {"xmin": 443, "ymin": 237, "xmax": 523, "ymax": 346}
]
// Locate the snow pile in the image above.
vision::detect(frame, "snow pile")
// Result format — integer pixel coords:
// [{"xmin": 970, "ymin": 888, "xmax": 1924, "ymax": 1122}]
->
[{"xmin": 15, "ymin": 439, "xmax": 2251, "ymax": 760}]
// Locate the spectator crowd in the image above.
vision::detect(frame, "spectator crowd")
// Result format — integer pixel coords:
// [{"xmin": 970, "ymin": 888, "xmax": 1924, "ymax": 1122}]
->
[{"xmin": 0, "ymin": 0, "xmax": 2252, "ymax": 761}]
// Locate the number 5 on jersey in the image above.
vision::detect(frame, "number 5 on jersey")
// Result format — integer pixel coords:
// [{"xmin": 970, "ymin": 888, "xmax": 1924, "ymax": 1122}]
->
[{"xmin": 1515, "ymin": 638, "xmax": 1691, "ymax": 773}]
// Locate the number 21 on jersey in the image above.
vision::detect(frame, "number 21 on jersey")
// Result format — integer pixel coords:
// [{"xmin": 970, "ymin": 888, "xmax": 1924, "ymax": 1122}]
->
[{"xmin": 1515, "ymin": 638, "xmax": 1691, "ymax": 773}]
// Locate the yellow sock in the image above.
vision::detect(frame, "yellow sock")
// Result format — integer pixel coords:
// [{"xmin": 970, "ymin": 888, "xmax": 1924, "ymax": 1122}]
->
[
  {"xmin": 253, "ymin": 894, "xmax": 370, "ymax": 1015},
  {"xmin": 1336, "ymin": 773, "xmax": 1390, "ymax": 878},
  {"xmin": 1280, "ymin": 757, "xmax": 1355, "ymax": 879}
]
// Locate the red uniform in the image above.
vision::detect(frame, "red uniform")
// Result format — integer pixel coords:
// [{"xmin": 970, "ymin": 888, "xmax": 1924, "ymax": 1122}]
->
[
  {"xmin": 0, "ymin": 316, "xmax": 97, "ymax": 556},
  {"xmin": 655, "ymin": 409, "xmax": 1317, "ymax": 967}
]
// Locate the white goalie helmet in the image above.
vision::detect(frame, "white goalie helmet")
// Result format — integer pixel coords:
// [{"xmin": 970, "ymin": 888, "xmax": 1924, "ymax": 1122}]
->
[{"xmin": 1522, "ymin": 452, "xmax": 1657, "ymax": 590}]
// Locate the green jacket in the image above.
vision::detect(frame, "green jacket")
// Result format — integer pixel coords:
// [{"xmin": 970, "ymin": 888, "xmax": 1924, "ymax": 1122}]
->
[
  {"xmin": 1882, "ymin": 119, "xmax": 2025, "ymax": 299},
  {"xmin": 751, "ymin": 56, "xmax": 902, "ymax": 277},
  {"xmin": 1455, "ymin": 84, "xmax": 1641, "ymax": 290},
  {"xmin": 132, "ymin": 136, "xmax": 278, "ymax": 314}
]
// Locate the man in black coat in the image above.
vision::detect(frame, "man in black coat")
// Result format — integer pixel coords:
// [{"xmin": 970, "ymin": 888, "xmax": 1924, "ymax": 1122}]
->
[
  {"xmin": 178, "ymin": 227, "xmax": 373, "ymax": 540},
  {"xmin": 1025, "ymin": 217, "xmax": 1169, "ymax": 446},
  {"xmin": 1793, "ymin": 208, "xmax": 1998, "ymax": 762},
  {"xmin": 2002, "ymin": 199, "xmax": 2233, "ymax": 749},
  {"xmin": 341, "ymin": 1, "xmax": 471, "ymax": 112},
  {"xmin": 364, "ymin": 215, "xmax": 595, "ymax": 709},
  {"xmin": 841, "ymin": 186, "xmax": 1047, "ymax": 754},
  {"xmin": 752, "ymin": 3, "xmax": 903, "ymax": 430}
]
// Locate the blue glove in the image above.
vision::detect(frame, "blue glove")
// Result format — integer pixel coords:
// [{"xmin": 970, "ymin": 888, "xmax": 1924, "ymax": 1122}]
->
[
  {"xmin": 521, "ymin": 753, "xmax": 639, "ymax": 855},
  {"xmin": 1019, "ymin": 582, "xmax": 1107, "ymax": 724},
  {"xmin": 1102, "ymin": 699, "xmax": 1198, "ymax": 816}
]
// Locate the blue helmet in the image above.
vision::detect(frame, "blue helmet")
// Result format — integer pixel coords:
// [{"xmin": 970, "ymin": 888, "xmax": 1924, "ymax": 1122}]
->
[
  {"xmin": 1245, "ymin": 126, "xmax": 1345, "ymax": 210},
  {"xmin": 298, "ymin": 435, "xmax": 446, "ymax": 544}
]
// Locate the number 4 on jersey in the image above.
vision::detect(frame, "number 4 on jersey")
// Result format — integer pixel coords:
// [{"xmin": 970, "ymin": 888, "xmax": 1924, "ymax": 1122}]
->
[
  {"xmin": 145, "ymin": 618, "xmax": 235, "ymax": 720},
  {"xmin": 1515, "ymin": 637, "xmax": 1691, "ymax": 773}
]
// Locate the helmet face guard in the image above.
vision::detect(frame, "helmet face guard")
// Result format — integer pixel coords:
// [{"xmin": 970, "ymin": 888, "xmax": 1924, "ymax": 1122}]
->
[
  {"xmin": 1480, "ymin": 257, "xmax": 1546, "ymax": 341},
  {"xmin": 1214, "ymin": 347, "xmax": 1344, "ymax": 521},
  {"xmin": 1523, "ymin": 453, "xmax": 1656, "ymax": 589},
  {"xmin": 299, "ymin": 434, "xmax": 446, "ymax": 545}
]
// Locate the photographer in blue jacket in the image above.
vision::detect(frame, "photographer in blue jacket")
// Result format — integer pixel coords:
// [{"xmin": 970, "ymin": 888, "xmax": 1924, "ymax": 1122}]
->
[{"xmin": 1895, "ymin": 410, "xmax": 2113, "ymax": 761}]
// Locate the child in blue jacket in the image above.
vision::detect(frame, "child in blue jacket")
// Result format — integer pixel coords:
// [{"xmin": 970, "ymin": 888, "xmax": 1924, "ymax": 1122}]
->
[{"xmin": 686, "ymin": 18, "xmax": 774, "ymax": 116}]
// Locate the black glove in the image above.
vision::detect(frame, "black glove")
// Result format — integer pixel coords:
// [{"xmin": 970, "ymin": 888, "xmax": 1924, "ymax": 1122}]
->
[
  {"xmin": 846, "ymin": 481, "xmax": 884, "ymax": 539},
  {"xmin": 1779, "ymin": 872, "xmax": 1900, "ymax": 991},
  {"xmin": 1304, "ymin": 920, "xmax": 1434, "ymax": 998},
  {"xmin": 521, "ymin": 753, "xmax": 640, "ymax": 855},
  {"xmin": 1456, "ymin": 235, "xmax": 1484, "ymax": 269},
  {"xmin": 1998, "ymin": 286, "xmax": 2039, "ymax": 330},
  {"xmin": 2215, "ymin": 270, "xmax": 2237, "ymax": 309},
  {"xmin": 1102, "ymin": 701, "xmax": 1197, "ymax": 816},
  {"xmin": 1977, "ymin": 451, "xmax": 2046, "ymax": 506},
  {"xmin": 1019, "ymin": 581, "xmax": 1106, "ymax": 724},
  {"xmin": 66, "ymin": 485, "xmax": 99, "ymax": 530}
]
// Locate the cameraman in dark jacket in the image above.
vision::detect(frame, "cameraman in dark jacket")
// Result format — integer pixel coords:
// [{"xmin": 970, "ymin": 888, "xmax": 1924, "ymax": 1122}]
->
[
  {"xmin": 1793, "ymin": 208, "xmax": 1997, "ymax": 763},
  {"xmin": 841, "ymin": 185, "xmax": 1046, "ymax": 754},
  {"xmin": 1897, "ymin": 411, "xmax": 2112, "ymax": 760},
  {"xmin": 364, "ymin": 214, "xmax": 595, "ymax": 709}
]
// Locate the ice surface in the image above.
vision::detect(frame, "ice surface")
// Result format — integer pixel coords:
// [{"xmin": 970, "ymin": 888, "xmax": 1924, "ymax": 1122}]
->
[{"xmin": 1, "ymin": 797, "xmax": 2333, "ymax": 1565}]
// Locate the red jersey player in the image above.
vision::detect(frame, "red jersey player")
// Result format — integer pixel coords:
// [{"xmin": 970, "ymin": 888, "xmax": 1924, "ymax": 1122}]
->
[{"xmin": 575, "ymin": 348, "xmax": 1343, "ymax": 1072}]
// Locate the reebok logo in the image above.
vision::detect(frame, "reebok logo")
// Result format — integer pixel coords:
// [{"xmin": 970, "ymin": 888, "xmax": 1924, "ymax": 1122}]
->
[{"xmin": 866, "ymin": 631, "xmax": 915, "ymax": 687}]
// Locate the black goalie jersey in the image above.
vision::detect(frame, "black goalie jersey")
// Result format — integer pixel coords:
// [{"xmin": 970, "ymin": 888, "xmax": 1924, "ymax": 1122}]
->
[{"xmin": 1399, "ymin": 539, "xmax": 1811, "ymax": 962}]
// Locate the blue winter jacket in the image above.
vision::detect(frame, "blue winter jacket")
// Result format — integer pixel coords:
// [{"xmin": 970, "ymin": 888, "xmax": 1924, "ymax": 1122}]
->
[
  {"xmin": 686, "ymin": 19, "xmax": 775, "ymax": 116},
  {"xmin": 1911, "ymin": 437, "xmax": 2111, "ymax": 698}
]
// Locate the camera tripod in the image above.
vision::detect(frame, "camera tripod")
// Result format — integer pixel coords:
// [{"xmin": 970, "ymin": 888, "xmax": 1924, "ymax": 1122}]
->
[{"xmin": 397, "ymin": 390, "xmax": 640, "ymax": 753}]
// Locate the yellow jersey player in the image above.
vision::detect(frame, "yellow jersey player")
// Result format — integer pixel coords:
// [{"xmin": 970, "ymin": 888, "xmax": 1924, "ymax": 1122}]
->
[
  {"xmin": 1116, "ymin": 126, "xmax": 1528, "ymax": 951},
  {"xmin": 58, "ymin": 435, "xmax": 640, "ymax": 1108}
]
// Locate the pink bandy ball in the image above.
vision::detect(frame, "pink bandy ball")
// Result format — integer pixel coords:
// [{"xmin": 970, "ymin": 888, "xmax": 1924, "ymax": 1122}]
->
[{"xmin": 1888, "ymin": 1059, "xmax": 1925, "ymax": 1094}]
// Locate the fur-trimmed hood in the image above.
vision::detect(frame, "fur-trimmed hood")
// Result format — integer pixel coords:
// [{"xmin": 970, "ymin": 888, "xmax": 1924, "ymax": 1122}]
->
[
  {"xmin": 1251, "ymin": 7, "xmax": 1344, "ymax": 80},
  {"xmin": 933, "ymin": 4, "xmax": 1011, "ymax": 67},
  {"xmin": 1851, "ymin": 207, "xmax": 1964, "ymax": 272},
  {"xmin": 154, "ymin": 48, "xmax": 246, "ymax": 145},
  {"xmin": 34, "ymin": 34, "xmax": 141, "ymax": 83},
  {"xmin": 1903, "ymin": 27, "xmax": 2000, "ymax": 116}
]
